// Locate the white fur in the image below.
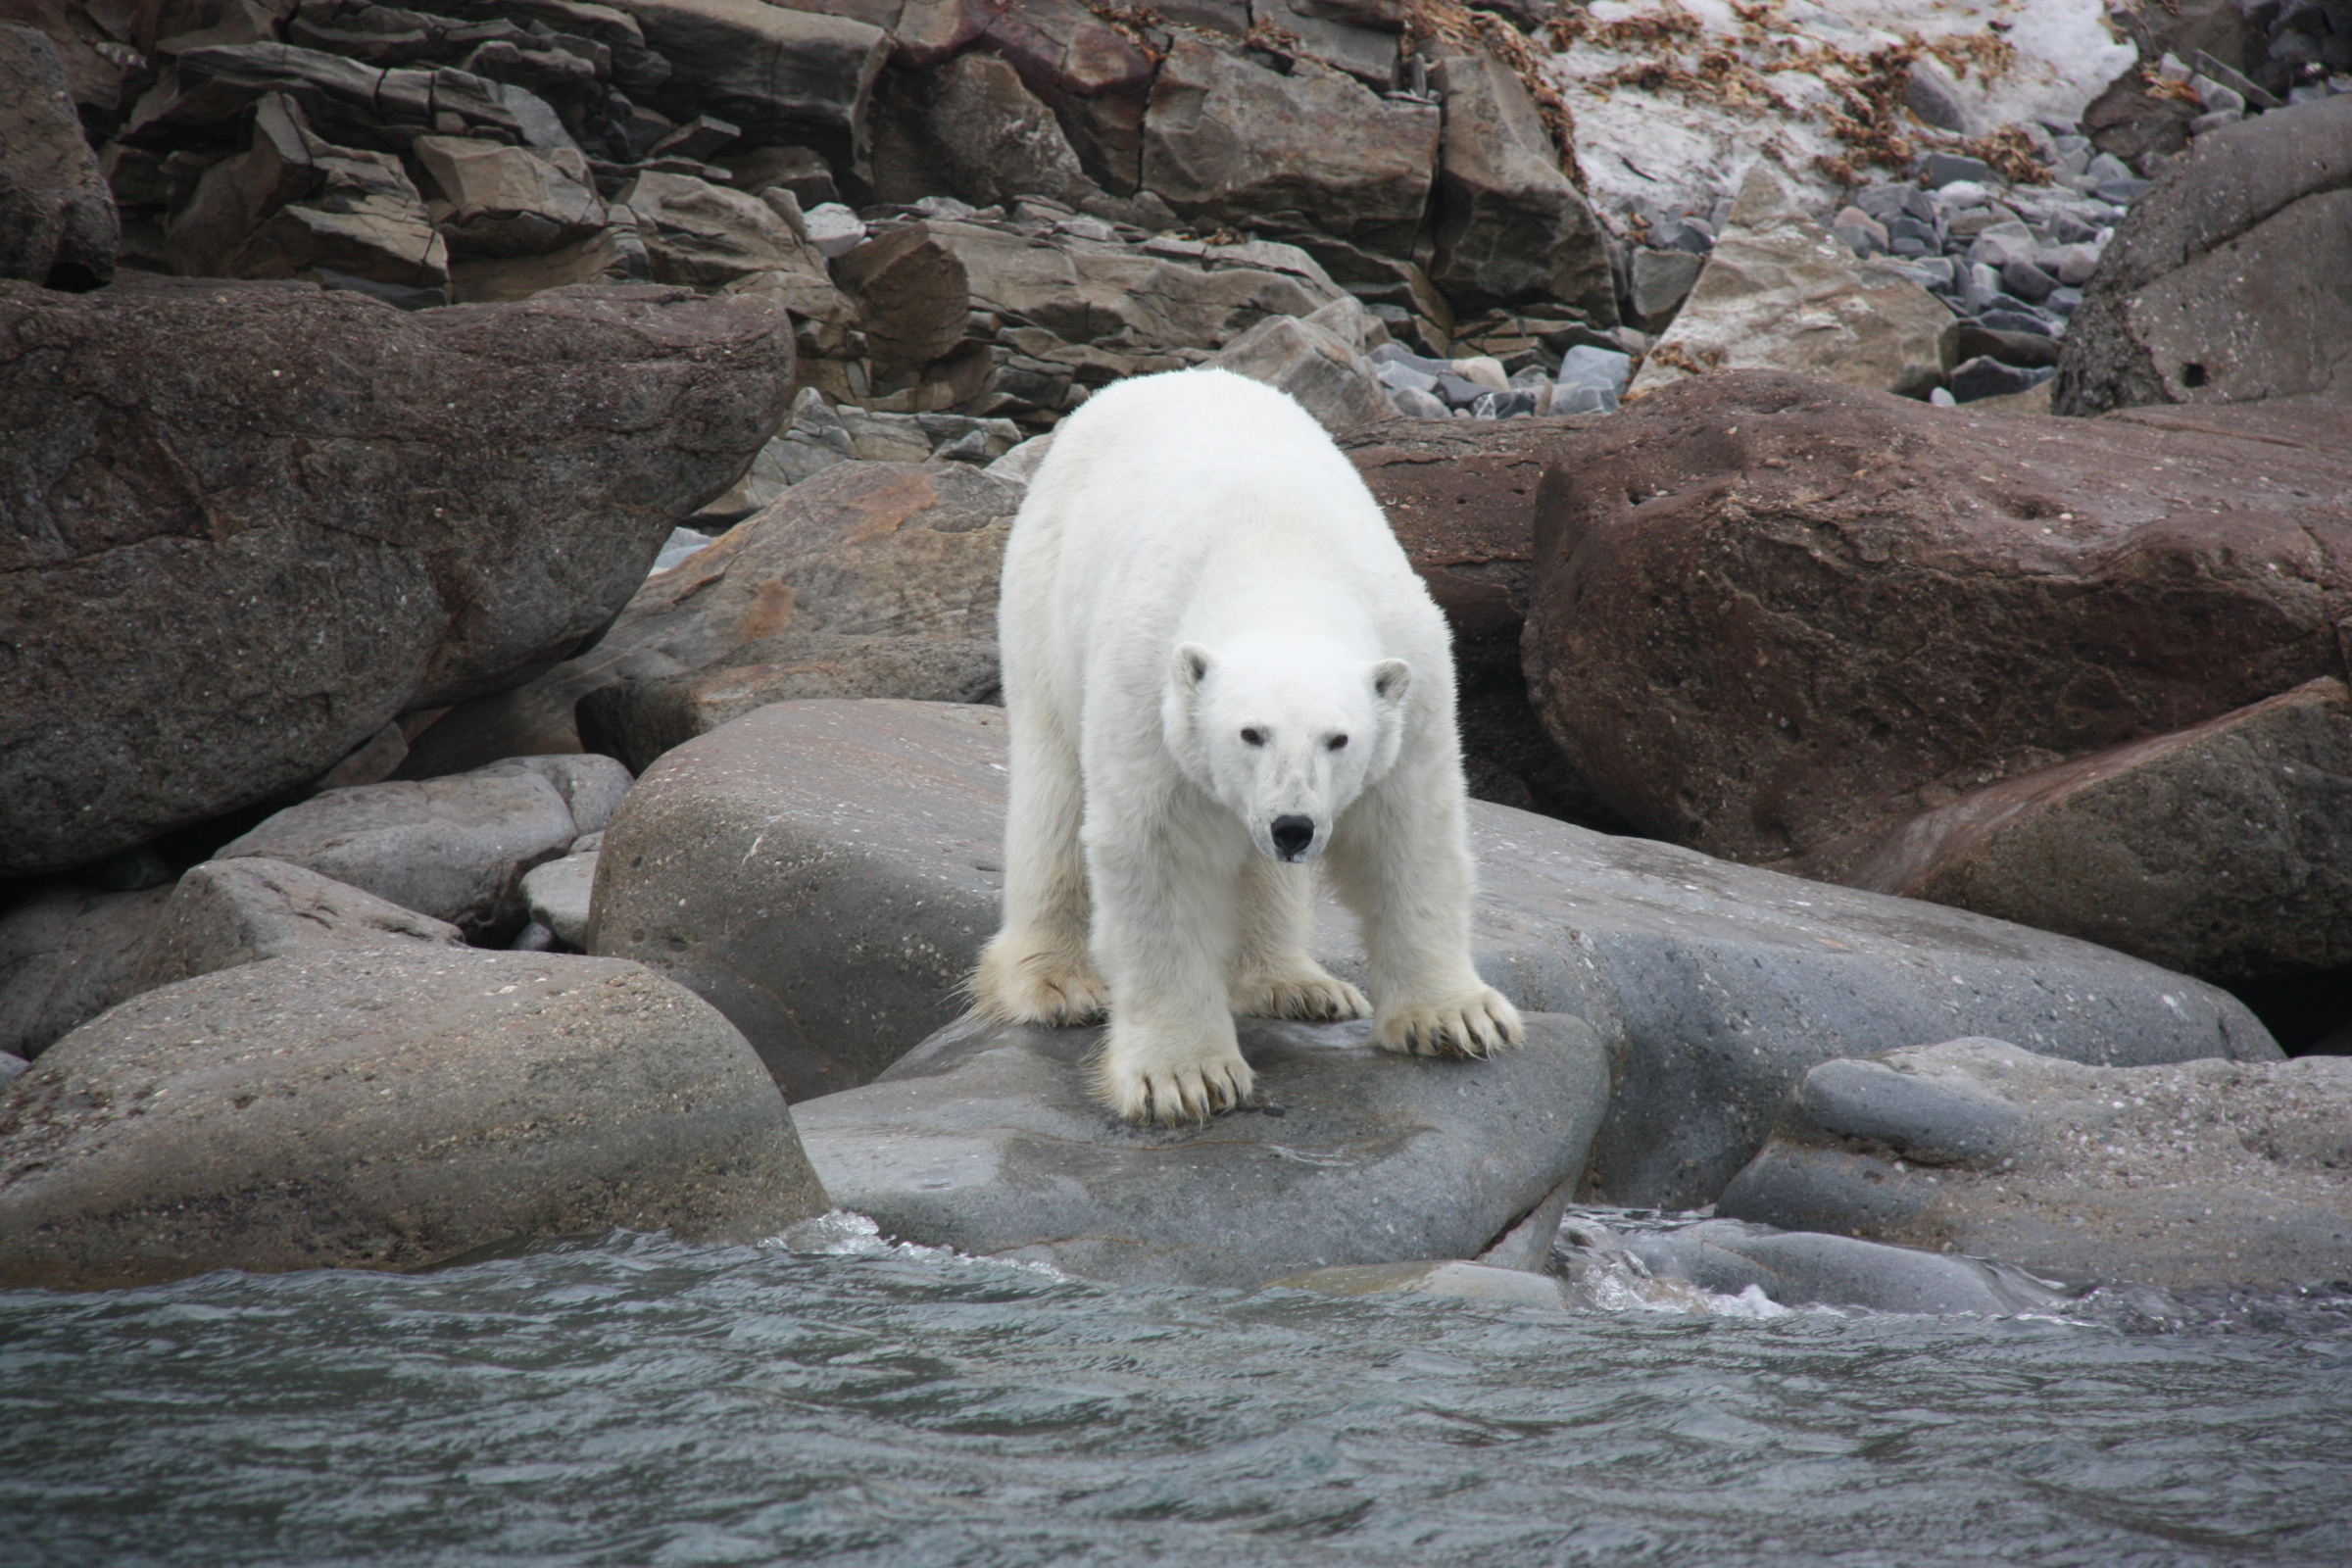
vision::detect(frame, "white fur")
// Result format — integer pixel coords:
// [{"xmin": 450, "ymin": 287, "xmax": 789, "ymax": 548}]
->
[{"xmin": 971, "ymin": 368, "xmax": 1522, "ymax": 1123}]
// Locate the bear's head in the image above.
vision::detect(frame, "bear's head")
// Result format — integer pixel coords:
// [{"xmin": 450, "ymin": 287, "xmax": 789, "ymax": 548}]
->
[{"xmin": 1163, "ymin": 636, "xmax": 1410, "ymax": 862}]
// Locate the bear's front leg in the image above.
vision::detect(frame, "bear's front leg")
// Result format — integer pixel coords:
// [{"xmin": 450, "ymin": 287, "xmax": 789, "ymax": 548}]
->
[
  {"xmin": 1227, "ymin": 855, "xmax": 1369, "ymax": 1022},
  {"xmin": 1085, "ymin": 808, "xmax": 1255, "ymax": 1124},
  {"xmin": 1327, "ymin": 770, "xmax": 1523, "ymax": 1059}
]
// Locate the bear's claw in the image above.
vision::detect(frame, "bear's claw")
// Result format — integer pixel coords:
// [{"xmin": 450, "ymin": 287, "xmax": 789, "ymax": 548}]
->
[
  {"xmin": 1372, "ymin": 987, "xmax": 1523, "ymax": 1059},
  {"xmin": 971, "ymin": 942, "xmax": 1110, "ymax": 1027},
  {"xmin": 1231, "ymin": 972, "xmax": 1371, "ymax": 1022},
  {"xmin": 1098, "ymin": 1049, "xmax": 1255, "ymax": 1124}
]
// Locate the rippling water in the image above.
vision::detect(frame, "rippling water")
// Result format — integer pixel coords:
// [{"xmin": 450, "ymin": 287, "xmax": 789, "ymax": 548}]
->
[{"xmin": 4, "ymin": 1220, "xmax": 2349, "ymax": 1567}]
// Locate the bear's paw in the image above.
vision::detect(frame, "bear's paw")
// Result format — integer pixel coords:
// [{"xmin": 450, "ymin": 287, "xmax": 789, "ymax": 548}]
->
[
  {"xmin": 971, "ymin": 941, "xmax": 1110, "ymax": 1028},
  {"xmin": 1372, "ymin": 988, "xmax": 1523, "ymax": 1059},
  {"xmin": 1230, "ymin": 969, "xmax": 1372, "ymax": 1024},
  {"xmin": 1095, "ymin": 1035, "xmax": 1257, "ymax": 1125}
]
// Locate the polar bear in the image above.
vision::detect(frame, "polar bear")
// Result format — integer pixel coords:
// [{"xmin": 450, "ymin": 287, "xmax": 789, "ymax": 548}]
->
[{"xmin": 971, "ymin": 367, "xmax": 1522, "ymax": 1123}]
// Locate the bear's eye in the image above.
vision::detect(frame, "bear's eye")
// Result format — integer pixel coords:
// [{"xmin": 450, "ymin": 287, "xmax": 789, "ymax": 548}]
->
[
  {"xmin": 1328, "ymin": 734, "xmax": 1348, "ymax": 751},
  {"xmin": 1241, "ymin": 728, "xmax": 1264, "ymax": 747}
]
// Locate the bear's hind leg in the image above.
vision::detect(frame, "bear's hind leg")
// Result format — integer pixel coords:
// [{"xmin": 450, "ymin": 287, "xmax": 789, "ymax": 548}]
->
[
  {"xmin": 972, "ymin": 711, "xmax": 1107, "ymax": 1027},
  {"xmin": 1227, "ymin": 856, "xmax": 1369, "ymax": 1022}
]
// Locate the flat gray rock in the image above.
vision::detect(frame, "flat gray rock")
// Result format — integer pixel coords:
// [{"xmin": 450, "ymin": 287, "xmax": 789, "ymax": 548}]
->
[
  {"xmin": 1615, "ymin": 1217, "xmax": 2064, "ymax": 1315},
  {"xmin": 136, "ymin": 858, "xmax": 466, "ymax": 992},
  {"xmin": 591, "ymin": 699, "xmax": 2276, "ymax": 1207},
  {"xmin": 520, "ymin": 850, "xmax": 599, "ymax": 950},
  {"xmin": 220, "ymin": 755, "xmax": 631, "ymax": 942},
  {"xmin": 0, "ymin": 949, "xmax": 829, "ymax": 1289},
  {"xmin": 1717, "ymin": 1039, "xmax": 2352, "ymax": 1290},
  {"xmin": 792, "ymin": 1011, "xmax": 1610, "ymax": 1288}
]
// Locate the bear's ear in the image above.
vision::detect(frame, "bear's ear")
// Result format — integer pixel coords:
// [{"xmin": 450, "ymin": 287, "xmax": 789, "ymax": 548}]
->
[
  {"xmin": 1371, "ymin": 659, "xmax": 1411, "ymax": 705},
  {"xmin": 1173, "ymin": 643, "xmax": 1215, "ymax": 691}
]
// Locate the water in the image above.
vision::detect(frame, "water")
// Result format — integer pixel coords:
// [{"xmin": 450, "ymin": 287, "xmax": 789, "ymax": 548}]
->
[{"xmin": 4, "ymin": 1220, "xmax": 2349, "ymax": 1568}]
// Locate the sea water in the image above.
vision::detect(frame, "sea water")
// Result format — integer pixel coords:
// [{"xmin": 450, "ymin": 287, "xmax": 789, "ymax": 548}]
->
[{"xmin": 4, "ymin": 1217, "xmax": 2348, "ymax": 1567}]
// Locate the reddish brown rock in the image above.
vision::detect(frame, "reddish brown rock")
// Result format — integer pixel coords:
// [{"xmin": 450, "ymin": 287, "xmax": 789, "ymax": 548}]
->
[
  {"xmin": 0, "ymin": 277, "xmax": 793, "ymax": 877},
  {"xmin": 1790, "ymin": 678, "xmax": 2352, "ymax": 985},
  {"xmin": 1522, "ymin": 370, "xmax": 2352, "ymax": 867},
  {"xmin": 1340, "ymin": 414, "xmax": 1616, "ymax": 821}
]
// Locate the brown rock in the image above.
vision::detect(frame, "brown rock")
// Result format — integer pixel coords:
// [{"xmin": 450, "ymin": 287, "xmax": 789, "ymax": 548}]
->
[
  {"xmin": 133, "ymin": 42, "xmax": 524, "ymax": 152},
  {"xmin": 830, "ymin": 220, "xmax": 971, "ymax": 377},
  {"xmin": 166, "ymin": 92, "xmax": 448, "ymax": 289},
  {"xmin": 1790, "ymin": 678, "xmax": 2352, "ymax": 985},
  {"xmin": 0, "ymin": 277, "xmax": 793, "ymax": 876},
  {"xmin": 2054, "ymin": 95, "xmax": 2352, "ymax": 415},
  {"xmin": 1142, "ymin": 36, "xmax": 1439, "ymax": 252},
  {"xmin": 1626, "ymin": 166, "xmax": 1952, "ymax": 399},
  {"xmin": 595, "ymin": 0, "xmax": 889, "ymax": 169},
  {"xmin": 1339, "ymin": 414, "xmax": 1619, "ymax": 822},
  {"xmin": 405, "ymin": 461, "xmax": 1022, "ymax": 777},
  {"xmin": 1207, "ymin": 314, "xmax": 1392, "ymax": 433},
  {"xmin": 0, "ymin": 23, "xmax": 119, "ymax": 291},
  {"xmin": 1521, "ymin": 370, "xmax": 2352, "ymax": 866},
  {"xmin": 1425, "ymin": 49, "xmax": 1612, "ymax": 324},
  {"xmin": 868, "ymin": 49, "xmax": 1102, "ymax": 210},
  {"xmin": 0, "ymin": 948, "xmax": 830, "ymax": 1289},
  {"xmin": 623, "ymin": 169, "xmax": 833, "ymax": 289},
  {"xmin": 414, "ymin": 133, "xmax": 608, "ymax": 258}
]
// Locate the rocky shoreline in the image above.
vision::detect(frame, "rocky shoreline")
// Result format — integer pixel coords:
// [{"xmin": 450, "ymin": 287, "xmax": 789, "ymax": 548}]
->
[{"xmin": 3, "ymin": 0, "xmax": 2348, "ymax": 1309}]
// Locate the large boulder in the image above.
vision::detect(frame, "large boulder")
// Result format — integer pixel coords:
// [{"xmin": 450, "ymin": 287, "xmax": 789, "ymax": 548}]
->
[
  {"xmin": 1624, "ymin": 165, "xmax": 1952, "ymax": 400},
  {"xmin": 1141, "ymin": 36, "xmax": 1439, "ymax": 253},
  {"xmin": 1207, "ymin": 312, "xmax": 1392, "ymax": 433},
  {"xmin": 588, "ymin": 699, "xmax": 2275, "ymax": 1206},
  {"xmin": 0, "ymin": 949, "xmax": 830, "ymax": 1289},
  {"xmin": 1425, "ymin": 49, "xmax": 1612, "ymax": 325},
  {"xmin": 868, "ymin": 49, "xmax": 1102, "ymax": 210},
  {"xmin": 217, "ymin": 755, "xmax": 630, "ymax": 942},
  {"xmin": 0, "ymin": 23, "xmax": 119, "ymax": 291},
  {"xmin": 403, "ymin": 460, "xmax": 1021, "ymax": 777},
  {"xmin": 791, "ymin": 1010, "xmax": 1610, "ymax": 1287},
  {"xmin": 2055, "ymin": 94, "xmax": 2352, "ymax": 415},
  {"xmin": 1717, "ymin": 1039, "xmax": 2352, "ymax": 1291},
  {"xmin": 0, "ymin": 277, "xmax": 792, "ymax": 876},
  {"xmin": 1792, "ymin": 678, "xmax": 2352, "ymax": 986},
  {"xmin": 1610, "ymin": 1217, "xmax": 2065, "ymax": 1315},
  {"xmin": 1522, "ymin": 371, "xmax": 2352, "ymax": 872}
]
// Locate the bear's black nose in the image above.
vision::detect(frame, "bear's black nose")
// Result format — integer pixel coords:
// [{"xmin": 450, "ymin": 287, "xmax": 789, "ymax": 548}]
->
[{"xmin": 1271, "ymin": 815, "xmax": 1315, "ymax": 859}]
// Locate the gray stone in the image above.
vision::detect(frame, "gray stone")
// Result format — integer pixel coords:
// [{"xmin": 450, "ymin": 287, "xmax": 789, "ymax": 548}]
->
[
  {"xmin": 1923, "ymin": 151, "xmax": 1994, "ymax": 187},
  {"xmin": 790, "ymin": 1010, "xmax": 1610, "ymax": 1287},
  {"xmin": 0, "ymin": 949, "xmax": 830, "ymax": 1290},
  {"xmin": 1718, "ymin": 1039, "xmax": 2352, "ymax": 1290},
  {"xmin": 1620, "ymin": 1218, "xmax": 2065, "ymax": 1314},
  {"xmin": 1627, "ymin": 167, "xmax": 1951, "ymax": 401},
  {"xmin": 1210, "ymin": 314, "xmax": 1396, "ymax": 433},
  {"xmin": 0, "ymin": 278, "xmax": 791, "ymax": 878},
  {"xmin": 589, "ymin": 699, "xmax": 2277, "ymax": 1204},
  {"xmin": 519, "ymin": 849, "xmax": 599, "ymax": 949},
  {"xmin": 1948, "ymin": 356, "xmax": 2055, "ymax": 402},
  {"xmin": 1266, "ymin": 1259, "xmax": 1574, "ymax": 1307},
  {"xmin": 0, "ymin": 24, "xmax": 119, "ymax": 290},
  {"xmin": 2059, "ymin": 94, "xmax": 2352, "ymax": 412},
  {"xmin": 1629, "ymin": 247, "xmax": 1705, "ymax": 325},
  {"xmin": 596, "ymin": 0, "xmax": 888, "ymax": 169},
  {"xmin": 1999, "ymin": 257, "xmax": 2059, "ymax": 303},
  {"xmin": 1553, "ymin": 344, "xmax": 1631, "ymax": 400},
  {"xmin": 134, "ymin": 858, "xmax": 466, "ymax": 994},
  {"xmin": 0, "ymin": 885, "xmax": 172, "ymax": 1060},
  {"xmin": 219, "ymin": 755, "xmax": 632, "ymax": 942},
  {"xmin": 1389, "ymin": 384, "xmax": 1449, "ymax": 418}
]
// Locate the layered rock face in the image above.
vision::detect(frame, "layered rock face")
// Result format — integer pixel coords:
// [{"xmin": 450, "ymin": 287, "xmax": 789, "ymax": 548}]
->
[
  {"xmin": 0, "ymin": 278, "xmax": 791, "ymax": 876},
  {"xmin": 1520, "ymin": 370, "xmax": 2352, "ymax": 986}
]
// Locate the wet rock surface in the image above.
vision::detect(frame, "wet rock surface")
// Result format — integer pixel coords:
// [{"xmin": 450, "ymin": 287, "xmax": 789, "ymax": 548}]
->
[
  {"xmin": 0, "ymin": 948, "xmax": 830, "ymax": 1289},
  {"xmin": 791, "ymin": 1010, "xmax": 1610, "ymax": 1288},
  {"xmin": 1718, "ymin": 1039, "xmax": 2352, "ymax": 1291},
  {"xmin": 589, "ymin": 698, "xmax": 2275, "ymax": 1212}
]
